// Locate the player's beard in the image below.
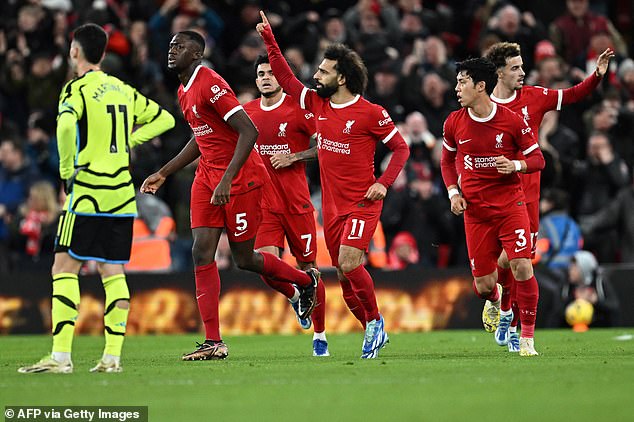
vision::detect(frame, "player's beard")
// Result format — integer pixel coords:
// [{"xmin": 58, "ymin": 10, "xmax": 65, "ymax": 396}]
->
[
  {"xmin": 261, "ymin": 86, "xmax": 282, "ymax": 98},
  {"xmin": 316, "ymin": 81, "xmax": 338, "ymax": 98}
]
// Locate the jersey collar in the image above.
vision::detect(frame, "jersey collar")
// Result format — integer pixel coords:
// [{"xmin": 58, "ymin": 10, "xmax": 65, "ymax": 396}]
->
[
  {"xmin": 490, "ymin": 90, "xmax": 517, "ymax": 104},
  {"xmin": 331, "ymin": 94, "xmax": 360, "ymax": 109},
  {"xmin": 260, "ymin": 92, "xmax": 286, "ymax": 111},
  {"xmin": 183, "ymin": 65, "xmax": 203, "ymax": 93},
  {"xmin": 468, "ymin": 102, "xmax": 497, "ymax": 122}
]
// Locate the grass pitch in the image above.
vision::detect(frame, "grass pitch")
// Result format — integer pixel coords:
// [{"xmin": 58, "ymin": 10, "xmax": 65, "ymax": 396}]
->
[{"xmin": 1, "ymin": 329, "xmax": 633, "ymax": 422}]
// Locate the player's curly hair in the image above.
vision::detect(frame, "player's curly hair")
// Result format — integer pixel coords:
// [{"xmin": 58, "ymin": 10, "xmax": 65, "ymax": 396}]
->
[
  {"xmin": 456, "ymin": 58, "xmax": 498, "ymax": 96},
  {"xmin": 324, "ymin": 44, "xmax": 368, "ymax": 95},
  {"xmin": 484, "ymin": 42, "xmax": 522, "ymax": 70}
]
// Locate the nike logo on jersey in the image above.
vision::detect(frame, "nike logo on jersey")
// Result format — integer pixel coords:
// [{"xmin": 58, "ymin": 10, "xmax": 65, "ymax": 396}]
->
[
  {"xmin": 234, "ymin": 231, "xmax": 248, "ymax": 237},
  {"xmin": 514, "ymin": 246, "xmax": 527, "ymax": 253},
  {"xmin": 196, "ymin": 293, "xmax": 206, "ymax": 300},
  {"xmin": 302, "ymin": 251, "xmax": 313, "ymax": 257},
  {"xmin": 458, "ymin": 139, "xmax": 472, "ymax": 144},
  {"xmin": 318, "ymin": 116, "xmax": 328, "ymax": 120}
]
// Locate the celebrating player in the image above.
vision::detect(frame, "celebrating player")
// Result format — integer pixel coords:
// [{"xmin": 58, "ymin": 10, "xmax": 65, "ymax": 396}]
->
[
  {"xmin": 140, "ymin": 31, "xmax": 319, "ymax": 361},
  {"xmin": 441, "ymin": 57, "xmax": 545, "ymax": 356},
  {"xmin": 243, "ymin": 55, "xmax": 329, "ymax": 356},
  {"xmin": 257, "ymin": 11, "xmax": 409, "ymax": 358},
  {"xmin": 484, "ymin": 42, "xmax": 614, "ymax": 351},
  {"xmin": 19, "ymin": 24, "xmax": 176, "ymax": 374}
]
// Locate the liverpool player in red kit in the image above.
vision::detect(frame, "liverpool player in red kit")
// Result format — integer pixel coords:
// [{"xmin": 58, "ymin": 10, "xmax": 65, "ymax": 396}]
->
[
  {"xmin": 243, "ymin": 55, "xmax": 329, "ymax": 356},
  {"xmin": 141, "ymin": 31, "xmax": 319, "ymax": 361},
  {"xmin": 257, "ymin": 12, "xmax": 409, "ymax": 359},
  {"xmin": 441, "ymin": 58, "xmax": 545, "ymax": 356},
  {"xmin": 484, "ymin": 42, "xmax": 614, "ymax": 351}
]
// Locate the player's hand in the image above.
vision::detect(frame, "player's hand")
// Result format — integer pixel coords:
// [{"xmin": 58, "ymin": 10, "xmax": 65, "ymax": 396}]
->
[
  {"xmin": 256, "ymin": 11, "xmax": 269, "ymax": 35},
  {"xmin": 211, "ymin": 178, "xmax": 231, "ymax": 205},
  {"xmin": 595, "ymin": 48, "xmax": 615, "ymax": 77},
  {"xmin": 364, "ymin": 182, "xmax": 387, "ymax": 200},
  {"xmin": 449, "ymin": 194, "xmax": 467, "ymax": 216},
  {"xmin": 270, "ymin": 153, "xmax": 294, "ymax": 169},
  {"xmin": 140, "ymin": 172, "xmax": 166, "ymax": 194},
  {"xmin": 495, "ymin": 156, "xmax": 517, "ymax": 174}
]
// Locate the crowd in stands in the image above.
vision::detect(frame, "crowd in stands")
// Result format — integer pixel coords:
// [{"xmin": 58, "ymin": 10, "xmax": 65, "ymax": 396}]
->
[{"xmin": 1, "ymin": 0, "xmax": 633, "ymax": 275}]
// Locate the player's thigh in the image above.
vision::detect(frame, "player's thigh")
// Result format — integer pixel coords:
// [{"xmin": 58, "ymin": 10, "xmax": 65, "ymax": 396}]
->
[
  {"xmin": 282, "ymin": 212, "xmax": 317, "ymax": 264},
  {"xmin": 323, "ymin": 212, "xmax": 344, "ymax": 268},
  {"xmin": 339, "ymin": 207, "xmax": 381, "ymax": 252},
  {"xmin": 525, "ymin": 200, "xmax": 540, "ymax": 257},
  {"xmin": 54, "ymin": 212, "xmax": 133, "ymax": 263},
  {"xmin": 254, "ymin": 208, "xmax": 285, "ymax": 250},
  {"xmin": 499, "ymin": 207, "xmax": 533, "ymax": 262},
  {"xmin": 224, "ymin": 188, "xmax": 262, "ymax": 242},
  {"xmin": 464, "ymin": 219, "xmax": 502, "ymax": 278}
]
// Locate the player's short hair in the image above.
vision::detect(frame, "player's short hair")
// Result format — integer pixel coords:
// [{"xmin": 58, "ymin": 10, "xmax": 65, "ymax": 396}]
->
[
  {"xmin": 72, "ymin": 23, "xmax": 108, "ymax": 65},
  {"xmin": 254, "ymin": 54, "xmax": 269, "ymax": 75},
  {"xmin": 484, "ymin": 42, "xmax": 522, "ymax": 70},
  {"xmin": 456, "ymin": 58, "xmax": 498, "ymax": 96},
  {"xmin": 324, "ymin": 43, "xmax": 368, "ymax": 95},
  {"xmin": 178, "ymin": 30, "xmax": 205, "ymax": 53}
]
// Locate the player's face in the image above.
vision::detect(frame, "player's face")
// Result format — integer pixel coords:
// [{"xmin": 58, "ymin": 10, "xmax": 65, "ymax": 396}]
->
[
  {"xmin": 255, "ymin": 63, "xmax": 282, "ymax": 98},
  {"xmin": 314, "ymin": 58, "xmax": 340, "ymax": 98},
  {"xmin": 499, "ymin": 55, "xmax": 525, "ymax": 91},
  {"xmin": 69, "ymin": 40, "xmax": 80, "ymax": 73},
  {"xmin": 167, "ymin": 34, "xmax": 199, "ymax": 72},
  {"xmin": 455, "ymin": 71, "xmax": 478, "ymax": 108}
]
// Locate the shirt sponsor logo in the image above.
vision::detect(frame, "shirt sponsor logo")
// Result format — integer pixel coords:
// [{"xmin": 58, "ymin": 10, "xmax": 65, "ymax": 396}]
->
[
  {"xmin": 278, "ymin": 122, "xmax": 287, "ymax": 137},
  {"xmin": 464, "ymin": 154, "xmax": 498, "ymax": 170},
  {"xmin": 378, "ymin": 116, "xmax": 392, "ymax": 126},
  {"xmin": 305, "ymin": 113, "xmax": 314, "ymax": 119},
  {"xmin": 458, "ymin": 138, "xmax": 472, "ymax": 144},
  {"xmin": 317, "ymin": 133, "xmax": 350, "ymax": 155},
  {"xmin": 521, "ymin": 127, "xmax": 532, "ymax": 135},
  {"xmin": 210, "ymin": 87, "xmax": 228, "ymax": 103},
  {"xmin": 211, "ymin": 85, "xmax": 220, "ymax": 94},
  {"xmin": 191, "ymin": 123, "xmax": 214, "ymax": 137},
  {"xmin": 464, "ymin": 154, "xmax": 473, "ymax": 170},
  {"xmin": 258, "ymin": 143, "xmax": 291, "ymax": 155},
  {"xmin": 343, "ymin": 120, "xmax": 355, "ymax": 134},
  {"xmin": 495, "ymin": 133, "xmax": 503, "ymax": 148}
]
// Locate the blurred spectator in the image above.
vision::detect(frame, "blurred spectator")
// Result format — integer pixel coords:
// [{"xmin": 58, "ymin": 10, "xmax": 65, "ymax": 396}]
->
[
  {"xmin": 559, "ymin": 250, "xmax": 619, "ymax": 327},
  {"xmin": 387, "ymin": 231, "xmax": 420, "ymax": 270},
  {"xmin": 549, "ymin": 0, "xmax": 627, "ymax": 67},
  {"xmin": 534, "ymin": 188, "xmax": 583, "ymax": 274},
  {"xmin": 226, "ymin": 33, "xmax": 265, "ymax": 95},
  {"xmin": 26, "ymin": 110, "xmax": 59, "ymax": 186},
  {"xmin": 537, "ymin": 111, "xmax": 580, "ymax": 190},
  {"xmin": 617, "ymin": 58, "xmax": 634, "ymax": 110},
  {"xmin": 366, "ymin": 59, "xmax": 405, "ymax": 122},
  {"xmin": 572, "ymin": 132, "xmax": 629, "ymax": 262},
  {"xmin": 404, "ymin": 71, "xmax": 457, "ymax": 137}
]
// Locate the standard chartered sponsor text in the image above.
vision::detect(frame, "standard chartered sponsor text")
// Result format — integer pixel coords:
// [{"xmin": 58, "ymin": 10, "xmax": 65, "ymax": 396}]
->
[
  {"xmin": 259, "ymin": 143, "xmax": 291, "ymax": 155},
  {"xmin": 192, "ymin": 124, "xmax": 214, "ymax": 137},
  {"xmin": 319, "ymin": 137, "xmax": 350, "ymax": 155},
  {"xmin": 474, "ymin": 156, "xmax": 497, "ymax": 169}
]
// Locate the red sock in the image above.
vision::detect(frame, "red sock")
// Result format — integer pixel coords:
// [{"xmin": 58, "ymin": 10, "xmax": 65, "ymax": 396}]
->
[
  {"xmin": 260, "ymin": 251, "xmax": 311, "ymax": 287},
  {"xmin": 497, "ymin": 265, "xmax": 513, "ymax": 312},
  {"xmin": 340, "ymin": 276, "xmax": 366, "ymax": 328},
  {"xmin": 195, "ymin": 262, "xmax": 221, "ymax": 341},
  {"xmin": 472, "ymin": 279, "xmax": 500, "ymax": 301},
  {"xmin": 510, "ymin": 279, "xmax": 520, "ymax": 327},
  {"xmin": 344, "ymin": 265, "xmax": 380, "ymax": 322},
  {"xmin": 515, "ymin": 275, "xmax": 539, "ymax": 338},
  {"xmin": 260, "ymin": 275, "xmax": 296, "ymax": 298},
  {"xmin": 312, "ymin": 277, "xmax": 326, "ymax": 333}
]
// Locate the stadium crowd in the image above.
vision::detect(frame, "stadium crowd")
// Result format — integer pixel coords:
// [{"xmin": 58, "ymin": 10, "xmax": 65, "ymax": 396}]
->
[{"xmin": 1, "ymin": 0, "xmax": 633, "ymax": 274}]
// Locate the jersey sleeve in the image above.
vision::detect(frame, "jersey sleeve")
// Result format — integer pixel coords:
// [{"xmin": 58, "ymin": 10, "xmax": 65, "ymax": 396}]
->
[
  {"xmin": 512, "ymin": 111, "xmax": 544, "ymax": 173},
  {"xmin": 56, "ymin": 81, "xmax": 83, "ymax": 180},
  {"xmin": 531, "ymin": 85, "xmax": 562, "ymax": 112},
  {"xmin": 440, "ymin": 114, "xmax": 459, "ymax": 188},
  {"xmin": 129, "ymin": 89, "xmax": 175, "ymax": 148},
  {"xmin": 298, "ymin": 108, "xmax": 316, "ymax": 138},
  {"xmin": 203, "ymin": 69, "xmax": 243, "ymax": 121}
]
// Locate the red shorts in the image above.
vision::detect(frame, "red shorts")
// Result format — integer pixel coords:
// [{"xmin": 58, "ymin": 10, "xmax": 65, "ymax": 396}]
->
[
  {"xmin": 255, "ymin": 209, "xmax": 317, "ymax": 263},
  {"xmin": 190, "ymin": 176, "xmax": 262, "ymax": 242},
  {"xmin": 465, "ymin": 205, "xmax": 532, "ymax": 277},
  {"xmin": 526, "ymin": 200, "xmax": 539, "ymax": 258},
  {"xmin": 323, "ymin": 201, "xmax": 382, "ymax": 267}
]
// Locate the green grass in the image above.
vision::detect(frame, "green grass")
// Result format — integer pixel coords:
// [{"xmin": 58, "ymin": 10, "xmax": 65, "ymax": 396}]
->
[{"xmin": 1, "ymin": 330, "xmax": 633, "ymax": 422}]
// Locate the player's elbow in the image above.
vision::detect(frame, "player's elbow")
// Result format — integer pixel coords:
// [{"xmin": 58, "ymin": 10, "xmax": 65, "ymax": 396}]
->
[{"xmin": 163, "ymin": 111, "xmax": 176, "ymax": 130}]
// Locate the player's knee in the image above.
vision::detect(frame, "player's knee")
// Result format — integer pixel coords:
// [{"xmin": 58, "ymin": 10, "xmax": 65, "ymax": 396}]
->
[
  {"xmin": 191, "ymin": 244, "xmax": 213, "ymax": 266},
  {"xmin": 510, "ymin": 258, "xmax": 533, "ymax": 281},
  {"xmin": 234, "ymin": 252, "xmax": 256, "ymax": 271}
]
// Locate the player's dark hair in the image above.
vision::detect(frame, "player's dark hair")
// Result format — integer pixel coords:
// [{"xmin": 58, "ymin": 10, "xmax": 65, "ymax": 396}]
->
[
  {"xmin": 456, "ymin": 58, "xmax": 498, "ymax": 96},
  {"xmin": 254, "ymin": 54, "xmax": 269, "ymax": 75},
  {"xmin": 72, "ymin": 23, "xmax": 108, "ymax": 65},
  {"xmin": 178, "ymin": 30, "xmax": 205, "ymax": 53},
  {"xmin": 484, "ymin": 42, "xmax": 522, "ymax": 70},
  {"xmin": 324, "ymin": 43, "xmax": 368, "ymax": 95}
]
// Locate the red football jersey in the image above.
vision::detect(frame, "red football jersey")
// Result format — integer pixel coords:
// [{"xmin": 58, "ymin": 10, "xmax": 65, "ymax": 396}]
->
[
  {"xmin": 491, "ymin": 85, "xmax": 563, "ymax": 202},
  {"xmin": 178, "ymin": 65, "xmax": 267, "ymax": 194},
  {"xmin": 300, "ymin": 90, "xmax": 400, "ymax": 216},
  {"xmin": 244, "ymin": 93, "xmax": 316, "ymax": 214},
  {"xmin": 442, "ymin": 103, "xmax": 541, "ymax": 221}
]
